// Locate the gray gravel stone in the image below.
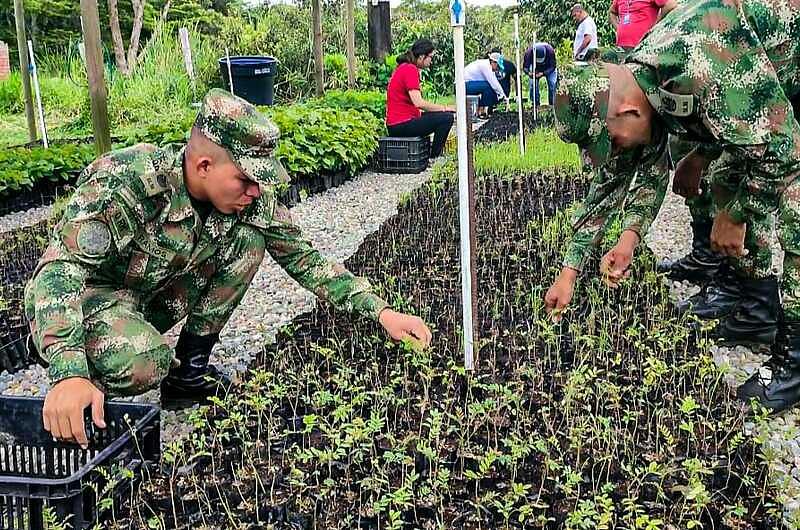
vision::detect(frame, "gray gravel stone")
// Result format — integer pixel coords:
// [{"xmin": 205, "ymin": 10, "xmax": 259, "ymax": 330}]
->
[{"xmin": 0, "ymin": 204, "xmax": 53, "ymax": 234}]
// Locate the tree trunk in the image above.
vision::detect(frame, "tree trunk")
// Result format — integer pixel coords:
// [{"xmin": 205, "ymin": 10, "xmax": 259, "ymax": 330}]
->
[
  {"xmin": 126, "ymin": 0, "xmax": 145, "ymax": 71},
  {"xmin": 311, "ymin": 0, "xmax": 324, "ymax": 96},
  {"xmin": 107, "ymin": 0, "xmax": 129, "ymax": 74},
  {"xmin": 160, "ymin": 0, "xmax": 172, "ymax": 25},
  {"xmin": 368, "ymin": 1, "xmax": 391, "ymax": 62},
  {"xmin": 345, "ymin": 0, "xmax": 356, "ymax": 88}
]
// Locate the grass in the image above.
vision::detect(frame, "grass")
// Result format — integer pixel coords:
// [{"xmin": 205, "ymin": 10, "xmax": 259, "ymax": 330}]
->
[
  {"xmin": 435, "ymin": 128, "xmax": 582, "ymax": 183},
  {"xmin": 474, "ymin": 129, "xmax": 581, "ymax": 175},
  {"xmin": 0, "ymin": 111, "xmax": 81, "ymax": 147},
  {"xmin": 0, "ymin": 22, "xmax": 218, "ymax": 146}
]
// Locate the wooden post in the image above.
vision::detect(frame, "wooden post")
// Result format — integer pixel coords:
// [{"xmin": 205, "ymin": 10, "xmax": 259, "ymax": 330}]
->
[
  {"xmin": 80, "ymin": 0, "xmax": 112, "ymax": 155},
  {"xmin": 13, "ymin": 0, "xmax": 36, "ymax": 142},
  {"xmin": 368, "ymin": 0, "xmax": 391, "ymax": 62},
  {"xmin": 345, "ymin": 0, "xmax": 356, "ymax": 88},
  {"xmin": 312, "ymin": 0, "xmax": 324, "ymax": 96}
]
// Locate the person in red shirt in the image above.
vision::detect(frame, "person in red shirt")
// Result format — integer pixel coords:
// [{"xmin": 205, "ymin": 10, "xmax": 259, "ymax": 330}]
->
[
  {"xmin": 386, "ymin": 39, "xmax": 455, "ymax": 158},
  {"xmin": 609, "ymin": 0, "xmax": 677, "ymax": 49}
]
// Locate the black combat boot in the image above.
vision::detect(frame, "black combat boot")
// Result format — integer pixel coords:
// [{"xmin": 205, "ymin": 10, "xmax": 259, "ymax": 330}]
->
[
  {"xmin": 737, "ymin": 322, "xmax": 800, "ymax": 413},
  {"xmin": 714, "ymin": 275, "xmax": 779, "ymax": 347},
  {"xmin": 657, "ymin": 219, "xmax": 724, "ymax": 284},
  {"xmin": 676, "ymin": 265, "xmax": 741, "ymax": 320},
  {"xmin": 160, "ymin": 331, "xmax": 231, "ymax": 409}
]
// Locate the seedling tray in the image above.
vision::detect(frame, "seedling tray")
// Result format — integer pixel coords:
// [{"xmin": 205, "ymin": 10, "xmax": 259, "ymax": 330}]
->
[{"xmin": 0, "ymin": 396, "xmax": 160, "ymax": 529}]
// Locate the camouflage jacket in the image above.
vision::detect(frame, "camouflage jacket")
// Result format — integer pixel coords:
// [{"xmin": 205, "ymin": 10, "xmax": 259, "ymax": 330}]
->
[
  {"xmin": 625, "ymin": 0, "xmax": 800, "ymax": 222},
  {"xmin": 563, "ymin": 137, "xmax": 670, "ymax": 271},
  {"xmin": 25, "ymin": 144, "xmax": 388, "ymax": 381}
]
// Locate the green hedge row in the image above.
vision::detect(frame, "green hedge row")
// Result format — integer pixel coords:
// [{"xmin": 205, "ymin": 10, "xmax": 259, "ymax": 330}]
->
[
  {"xmin": 0, "ymin": 95, "xmax": 383, "ymax": 200},
  {"xmin": 0, "ymin": 143, "xmax": 96, "ymax": 198}
]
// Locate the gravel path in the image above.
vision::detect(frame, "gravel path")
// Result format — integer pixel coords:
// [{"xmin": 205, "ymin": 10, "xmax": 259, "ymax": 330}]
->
[
  {"xmin": 646, "ymin": 189, "xmax": 800, "ymax": 523},
  {"xmin": 0, "ymin": 169, "xmax": 433, "ymax": 445},
  {"xmin": 0, "ymin": 205, "xmax": 53, "ymax": 234}
]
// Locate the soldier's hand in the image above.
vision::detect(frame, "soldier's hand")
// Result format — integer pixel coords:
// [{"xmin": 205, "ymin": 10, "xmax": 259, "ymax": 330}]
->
[
  {"xmin": 379, "ymin": 309, "xmax": 432, "ymax": 350},
  {"xmin": 544, "ymin": 267, "xmax": 578, "ymax": 322},
  {"xmin": 711, "ymin": 211, "xmax": 746, "ymax": 257},
  {"xmin": 600, "ymin": 230, "xmax": 640, "ymax": 288},
  {"xmin": 43, "ymin": 377, "xmax": 106, "ymax": 449},
  {"xmin": 672, "ymin": 149, "xmax": 709, "ymax": 198}
]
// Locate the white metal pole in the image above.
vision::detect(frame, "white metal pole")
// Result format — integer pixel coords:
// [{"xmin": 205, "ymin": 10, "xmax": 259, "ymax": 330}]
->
[
  {"xmin": 451, "ymin": 0, "xmax": 474, "ymax": 371},
  {"xmin": 225, "ymin": 47, "xmax": 234, "ymax": 96},
  {"xmin": 27, "ymin": 40, "xmax": 48, "ymax": 148},
  {"xmin": 532, "ymin": 32, "xmax": 538, "ymax": 122},
  {"xmin": 179, "ymin": 28, "xmax": 196, "ymax": 103},
  {"xmin": 514, "ymin": 12, "xmax": 524, "ymax": 155},
  {"xmin": 179, "ymin": 28, "xmax": 195, "ymax": 81}
]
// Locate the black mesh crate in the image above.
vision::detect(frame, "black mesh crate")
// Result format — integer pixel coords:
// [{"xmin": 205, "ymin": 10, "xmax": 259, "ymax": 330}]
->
[
  {"xmin": 374, "ymin": 136, "xmax": 430, "ymax": 174},
  {"xmin": 0, "ymin": 396, "xmax": 160, "ymax": 529}
]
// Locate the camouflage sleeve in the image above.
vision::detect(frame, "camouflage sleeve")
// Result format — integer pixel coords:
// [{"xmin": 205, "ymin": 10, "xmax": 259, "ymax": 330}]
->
[
  {"xmin": 263, "ymin": 203, "xmax": 390, "ymax": 320},
  {"xmin": 24, "ymin": 177, "xmax": 136, "ymax": 384},
  {"xmin": 717, "ymin": 135, "xmax": 800, "ymax": 224},
  {"xmin": 26, "ymin": 260, "xmax": 93, "ymax": 383},
  {"xmin": 562, "ymin": 159, "xmax": 636, "ymax": 271},
  {"xmin": 619, "ymin": 145, "xmax": 670, "ymax": 237}
]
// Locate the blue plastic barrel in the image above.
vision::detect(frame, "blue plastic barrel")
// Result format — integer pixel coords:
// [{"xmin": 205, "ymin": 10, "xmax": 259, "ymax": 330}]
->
[{"xmin": 218, "ymin": 56, "xmax": 278, "ymax": 106}]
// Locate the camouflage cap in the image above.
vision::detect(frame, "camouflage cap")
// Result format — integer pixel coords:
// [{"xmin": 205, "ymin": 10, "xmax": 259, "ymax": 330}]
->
[
  {"xmin": 554, "ymin": 63, "xmax": 612, "ymax": 167},
  {"xmin": 194, "ymin": 88, "xmax": 289, "ymax": 186}
]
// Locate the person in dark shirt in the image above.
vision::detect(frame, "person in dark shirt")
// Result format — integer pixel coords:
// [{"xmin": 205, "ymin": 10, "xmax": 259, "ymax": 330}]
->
[
  {"xmin": 523, "ymin": 42, "xmax": 558, "ymax": 107},
  {"xmin": 489, "ymin": 48, "xmax": 517, "ymax": 104}
]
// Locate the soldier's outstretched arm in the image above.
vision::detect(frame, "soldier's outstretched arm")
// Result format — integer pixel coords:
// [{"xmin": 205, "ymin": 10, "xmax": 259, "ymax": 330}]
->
[
  {"xmin": 26, "ymin": 177, "xmax": 133, "ymax": 445},
  {"xmin": 600, "ymin": 141, "xmax": 672, "ymax": 287},
  {"xmin": 545, "ymin": 153, "xmax": 643, "ymax": 320},
  {"xmin": 263, "ymin": 202, "xmax": 432, "ymax": 349}
]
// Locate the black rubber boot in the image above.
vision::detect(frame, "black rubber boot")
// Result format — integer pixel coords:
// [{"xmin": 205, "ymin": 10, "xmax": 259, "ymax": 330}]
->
[
  {"xmin": 714, "ymin": 275, "xmax": 779, "ymax": 347},
  {"xmin": 737, "ymin": 322, "xmax": 800, "ymax": 413},
  {"xmin": 160, "ymin": 331, "xmax": 231, "ymax": 409},
  {"xmin": 657, "ymin": 219, "xmax": 724, "ymax": 285},
  {"xmin": 676, "ymin": 265, "xmax": 741, "ymax": 320}
]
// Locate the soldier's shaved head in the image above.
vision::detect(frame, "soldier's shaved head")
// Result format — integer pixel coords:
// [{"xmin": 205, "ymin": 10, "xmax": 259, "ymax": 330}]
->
[{"xmin": 187, "ymin": 126, "xmax": 234, "ymax": 166}]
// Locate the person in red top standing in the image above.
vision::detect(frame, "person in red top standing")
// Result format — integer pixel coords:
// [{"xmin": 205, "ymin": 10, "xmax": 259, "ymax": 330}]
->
[
  {"xmin": 609, "ymin": 0, "xmax": 676, "ymax": 49},
  {"xmin": 386, "ymin": 39, "xmax": 455, "ymax": 158}
]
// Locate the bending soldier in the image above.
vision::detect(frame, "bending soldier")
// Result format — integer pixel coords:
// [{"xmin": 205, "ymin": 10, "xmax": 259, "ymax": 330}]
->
[
  {"xmin": 25, "ymin": 89, "xmax": 432, "ymax": 448},
  {"xmin": 553, "ymin": 0, "xmax": 800, "ymax": 412}
]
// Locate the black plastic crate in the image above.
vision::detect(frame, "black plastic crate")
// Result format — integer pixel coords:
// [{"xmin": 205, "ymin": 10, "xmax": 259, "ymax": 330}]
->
[
  {"xmin": 374, "ymin": 136, "xmax": 431, "ymax": 174},
  {"xmin": 0, "ymin": 330, "xmax": 30, "ymax": 374},
  {"xmin": 0, "ymin": 396, "xmax": 160, "ymax": 529}
]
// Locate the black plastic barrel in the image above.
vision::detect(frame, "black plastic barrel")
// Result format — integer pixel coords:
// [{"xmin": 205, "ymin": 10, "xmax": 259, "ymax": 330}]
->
[{"xmin": 218, "ymin": 56, "xmax": 278, "ymax": 106}]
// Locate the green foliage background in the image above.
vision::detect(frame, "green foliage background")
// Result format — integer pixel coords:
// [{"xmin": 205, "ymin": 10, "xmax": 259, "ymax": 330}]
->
[
  {"xmin": 520, "ymin": 0, "xmax": 614, "ymax": 52},
  {"xmin": 0, "ymin": 0, "xmax": 234, "ymax": 63}
]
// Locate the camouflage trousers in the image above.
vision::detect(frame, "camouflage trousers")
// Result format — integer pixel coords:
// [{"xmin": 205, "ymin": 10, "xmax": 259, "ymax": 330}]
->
[
  {"xmin": 31, "ymin": 224, "xmax": 265, "ymax": 396},
  {"xmin": 681, "ymin": 158, "xmax": 800, "ymax": 319}
]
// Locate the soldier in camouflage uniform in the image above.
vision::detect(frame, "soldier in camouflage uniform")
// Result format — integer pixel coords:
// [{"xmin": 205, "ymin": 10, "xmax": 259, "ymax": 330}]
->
[
  {"xmin": 552, "ymin": 0, "xmax": 800, "ymax": 412},
  {"xmin": 25, "ymin": 89, "xmax": 432, "ymax": 448},
  {"xmin": 544, "ymin": 106, "xmax": 672, "ymax": 318},
  {"xmin": 545, "ymin": 46, "xmax": 675, "ymax": 318}
]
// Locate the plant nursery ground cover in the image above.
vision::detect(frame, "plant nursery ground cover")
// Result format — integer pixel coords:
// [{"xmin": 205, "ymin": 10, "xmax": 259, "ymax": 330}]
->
[
  {"xmin": 475, "ymin": 109, "xmax": 554, "ymax": 144},
  {"xmin": 125, "ymin": 170, "xmax": 781, "ymax": 530},
  {"xmin": 0, "ymin": 222, "xmax": 50, "ymax": 371}
]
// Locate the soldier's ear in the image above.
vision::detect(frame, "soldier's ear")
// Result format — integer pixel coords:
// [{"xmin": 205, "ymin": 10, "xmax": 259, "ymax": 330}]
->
[
  {"xmin": 196, "ymin": 156, "xmax": 213, "ymax": 179},
  {"xmin": 616, "ymin": 103, "xmax": 642, "ymax": 120}
]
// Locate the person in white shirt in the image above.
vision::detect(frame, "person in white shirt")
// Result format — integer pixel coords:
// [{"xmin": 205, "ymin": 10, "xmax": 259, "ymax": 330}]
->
[
  {"xmin": 464, "ymin": 52, "xmax": 509, "ymax": 118},
  {"xmin": 571, "ymin": 3, "xmax": 599, "ymax": 61}
]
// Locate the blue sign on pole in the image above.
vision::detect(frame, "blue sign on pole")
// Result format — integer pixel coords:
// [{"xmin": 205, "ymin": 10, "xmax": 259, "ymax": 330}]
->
[{"xmin": 450, "ymin": 0, "xmax": 465, "ymax": 26}]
